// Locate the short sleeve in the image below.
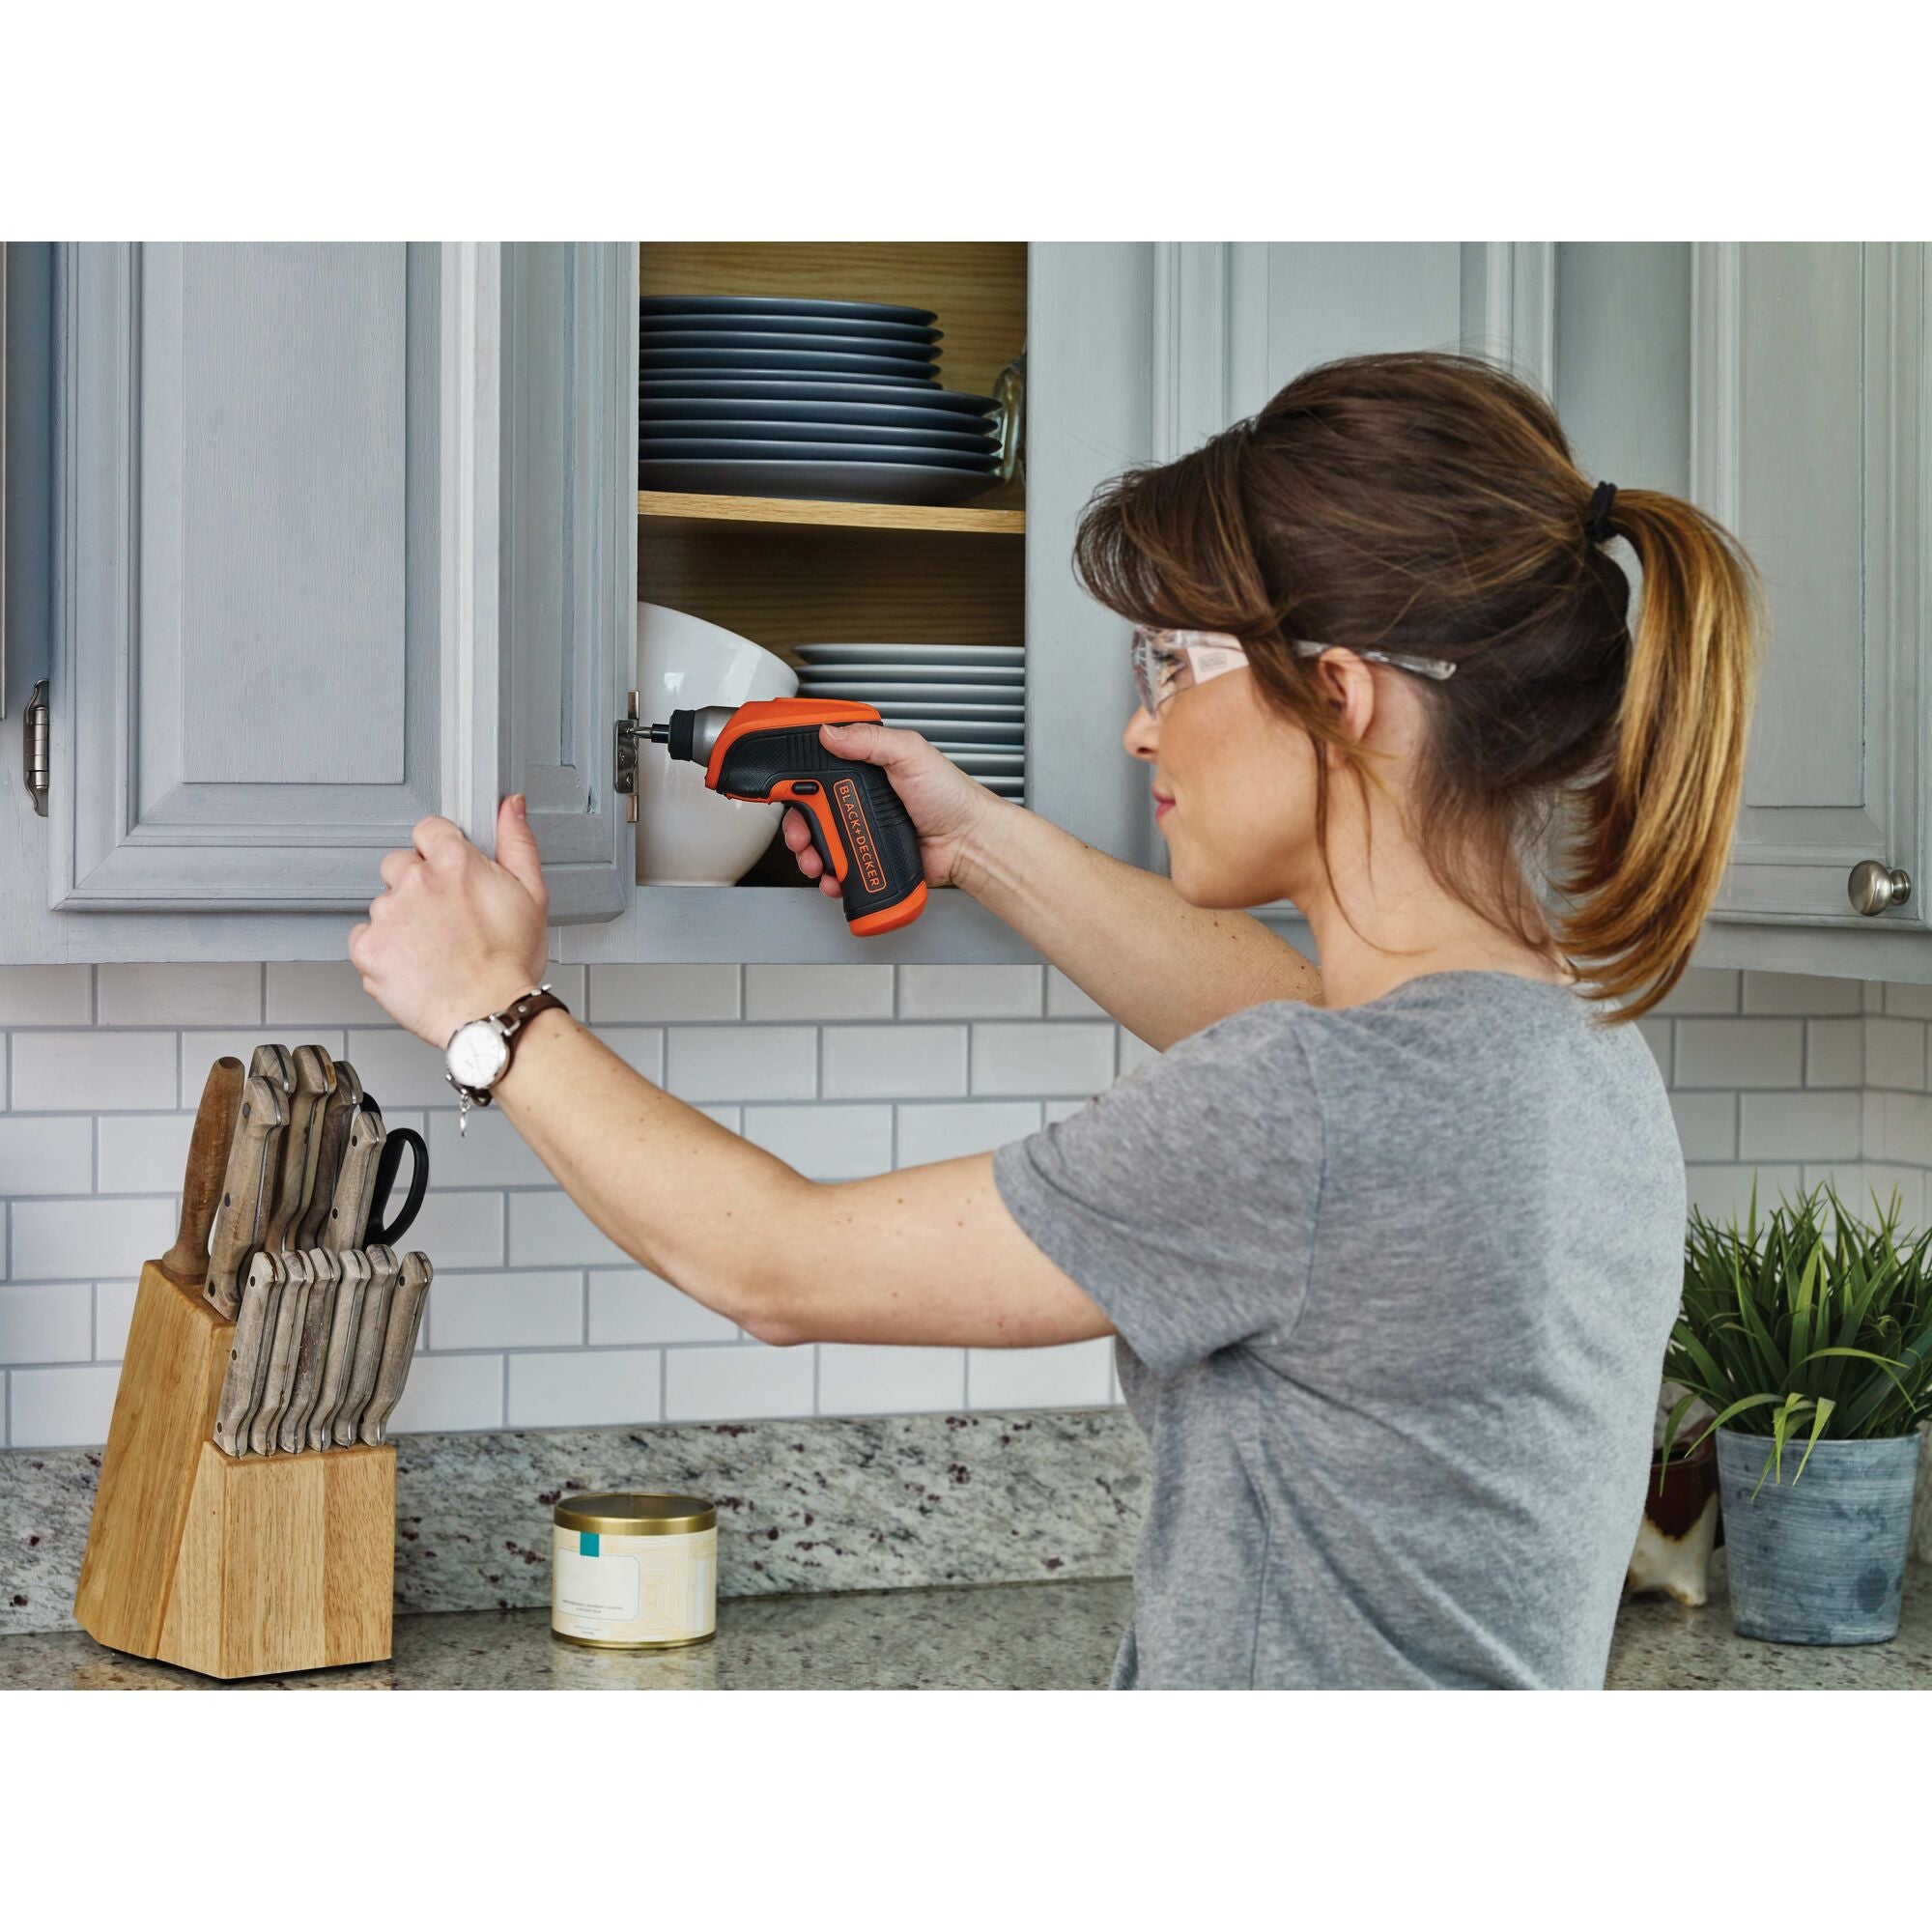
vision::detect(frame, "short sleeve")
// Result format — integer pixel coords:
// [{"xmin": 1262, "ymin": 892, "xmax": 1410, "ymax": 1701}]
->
[{"xmin": 991, "ymin": 1006, "xmax": 1325, "ymax": 1376}]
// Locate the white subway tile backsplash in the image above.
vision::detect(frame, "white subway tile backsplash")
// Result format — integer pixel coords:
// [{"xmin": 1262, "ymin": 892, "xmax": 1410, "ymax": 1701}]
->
[
  {"xmin": 430, "ymin": 1270, "xmax": 583, "ymax": 1351},
  {"xmin": 1685, "ymin": 1164, "xmax": 1804, "ymax": 1224},
  {"xmin": 665, "ymin": 1341, "xmax": 814, "ymax": 1420},
  {"xmin": 822, "ymin": 1025, "xmax": 966, "ymax": 1099},
  {"xmin": 1673, "ymin": 1019, "xmax": 1804, "ymax": 1090},
  {"xmin": 265, "ymin": 961, "xmax": 392, "ymax": 1026},
  {"xmin": 1659, "ymin": 969, "xmax": 1741, "ymax": 1015},
  {"xmin": 1806, "ymin": 1018, "xmax": 1864, "ymax": 1089},
  {"xmin": 8, "ymin": 1364, "xmax": 123, "ymax": 1446},
  {"xmin": 99, "ymin": 964, "xmax": 262, "ymax": 1028},
  {"xmin": 898, "ymin": 965, "xmax": 1043, "ymax": 1020},
  {"xmin": 1879, "ymin": 1093, "xmax": 1932, "ymax": 1168},
  {"xmin": 968, "ymin": 1339, "xmax": 1115, "ymax": 1409},
  {"xmin": 1864, "ymin": 1017, "xmax": 1927, "ymax": 1093},
  {"xmin": 1739, "ymin": 1092, "xmax": 1861, "ymax": 1162},
  {"xmin": 95, "ymin": 1282, "xmax": 136, "ymax": 1362},
  {"xmin": 0, "ymin": 1284, "xmax": 93, "ymax": 1366},
  {"xmin": 509, "ymin": 1348, "xmax": 661, "ymax": 1427},
  {"xmin": 343, "ymin": 1028, "xmax": 462, "ymax": 1109},
  {"xmin": 12, "ymin": 1199, "xmax": 175, "ymax": 1281},
  {"xmin": 1742, "ymin": 972, "xmax": 1862, "ymax": 1016},
  {"xmin": 12, "ymin": 1033, "xmax": 176, "ymax": 1112},
  {"xmin": 182, "ymin": 1030, "xmax": 345, "ymax": 1091},
  {"xmin": 96, "ymin": 1115, "xmax": 195, "ymax": 1196},
  {"xmin": 593, "ymin": 1027, "xmax": 667, "ymax": 1083},
  {"xmin": 1884, "ymin": 982, "xmax": 1932, "ymax": 1020},
  {"xmin": 1667, "ymin": 1093, "xmax": 1736, "ymax": 1163},
  {"xmin": 1045, "ymin": 969, "xmax": 1108, "ymax": 1019},
  {"xmin": 588, "ymin": 1268, "xmax": 737, "ymax": 1346},
  {"xmin": 0, "ymin": 1118, "xmax": 95, "ymax": 1196},
  {"xmin": 895, "ymin": 1101, "xmax": 1042, "ymax": 1167},
  {"xmin": 506, "ymin": 1190, "xmax": 630, "ymax": 1268},
  {"xmin": 404, "ymin": 1191, "xmax": 506, "ymax": 1269},
  {"xmin": 818, "ymin": 1344, "xmax": 966, "ymax": 1415},
  {"xmin": 588, "ymin": 963, "xmax": 740, "ymax": 1023},
  {"xmin": 745, "ymin": 963, "xmax": 894, "ymax": 1021},
  {"xmin": 429, "ymin": 1109, "xmax": 554, "ymax": 1188},
  {"xmin": 1117, "ymin": 1030, "xmax": 1162, "ymax": 1078},
  {"xmin": 0, "ymin": 966, "xmax": 94, "ymax": 1027},
  {"xmin": 1634, "ymin": 1019, "xmax": 1673, "ymax": 1082},
  {"xmin": 743, "ymin": 1104, "xmax": 893, "ymax": 1180},
  {"xmin": 387, "ymin": 1352, "xmax": 505, "ymax": 1434},
  {"xmin": 971, "ymin": 1023, "xmax": 1115, "ymax": 1097},
  {"xmin": 665, "ymin": 1026, "xmax": 817, "ymax": 1102}
]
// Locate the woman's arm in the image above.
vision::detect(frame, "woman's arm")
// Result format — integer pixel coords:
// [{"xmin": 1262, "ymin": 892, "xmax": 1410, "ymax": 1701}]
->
[
  {"xmin": 785, "ymin": 721, "xmax": 1321, "ymax": 1050},
  {"xmin": 493, "ymin": 1009, "xmax": 1109, "ymax": 1350}
]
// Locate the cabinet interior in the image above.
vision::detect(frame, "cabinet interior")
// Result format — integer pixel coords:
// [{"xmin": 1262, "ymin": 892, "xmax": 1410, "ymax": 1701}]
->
[{"xmin": 637, "ymin": 242, "xmax": 1028, "ymax": 890}]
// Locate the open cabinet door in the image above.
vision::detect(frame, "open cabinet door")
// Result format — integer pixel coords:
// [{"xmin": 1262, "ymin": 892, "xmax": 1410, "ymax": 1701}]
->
[{"xmin": 498, "ymin": 243, "xmax": 636, "ymax": 924}]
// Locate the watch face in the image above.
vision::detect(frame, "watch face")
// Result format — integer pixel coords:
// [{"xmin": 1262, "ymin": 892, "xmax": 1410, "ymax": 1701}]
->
[{"xmin": 447, "ymin": 1020, "xmax": 511, "ymax": 1090}]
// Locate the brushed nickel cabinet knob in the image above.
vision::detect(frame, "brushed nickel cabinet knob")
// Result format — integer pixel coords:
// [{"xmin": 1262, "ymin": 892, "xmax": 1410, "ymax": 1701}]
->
[{"xmin": 1848, "ymin": 860, "xmax": 1913, "ymax": 916}]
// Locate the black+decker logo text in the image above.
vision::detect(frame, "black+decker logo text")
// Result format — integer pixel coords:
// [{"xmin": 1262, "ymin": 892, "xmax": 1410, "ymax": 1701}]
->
[{"xmin": 833, "ymin": 777, "xmax": 887, "ymax": 895}]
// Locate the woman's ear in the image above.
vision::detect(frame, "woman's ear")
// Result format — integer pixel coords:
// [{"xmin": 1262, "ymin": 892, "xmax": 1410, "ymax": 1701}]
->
[{"xmin": 1314, "ymin": 649, "xmax": 1379, "ymax": 743}]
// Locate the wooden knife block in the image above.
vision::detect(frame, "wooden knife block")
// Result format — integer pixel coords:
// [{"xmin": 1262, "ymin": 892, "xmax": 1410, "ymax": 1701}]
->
[{"xmin": 73, "ymin": 1259, "xmax": 395, "ymax": 1680}]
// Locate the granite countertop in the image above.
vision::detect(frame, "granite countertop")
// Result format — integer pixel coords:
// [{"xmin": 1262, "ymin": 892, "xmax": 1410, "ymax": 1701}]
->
[{"xmin": 3, "ymin": 1555, "xmax": 1929, "ymax": 1689}]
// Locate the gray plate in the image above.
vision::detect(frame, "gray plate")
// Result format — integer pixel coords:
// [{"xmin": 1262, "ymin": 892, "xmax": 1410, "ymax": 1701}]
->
[
  {"xmin": 643, "ymin": 327, "xmax": 935, "ymax": 365},
  {"xmin": 789, "ymin": 662, "xmax": 1023, "ymax": 686},
  {"xmin": 797, "ymin": 642, "xmax": 1025, "ymax": 668},
  {"xmin": 643, "ymin": 438, "xmax": 996, "ymax": 474},
  {"xmin": 641, "ymin": 413, "xmax": 994, "ymax": 453},
  {"xmin": 798, "ymin": 681, "xmax": 1022, "ymax": 705},
  {"xmin": 867, "ymin": 717, "xmax": 1023, "ymax": 744},
  {"xmin": 641, "ymin": 347, "xmax": 938, "ymax": 382},
  {"xmin": 641, "ymin": 307, "xmax": 939, "ymax": 346},
  {"xmin": 641, "ymin": 293, "xmax": 937, "ymax": 327},
  {"xmin": 640, "ymin": 379, "xmax": 995, "ymax": 416},
  {"xmin": 639, "ymin": 457, "xmax": 1003, "ymax": 507}
]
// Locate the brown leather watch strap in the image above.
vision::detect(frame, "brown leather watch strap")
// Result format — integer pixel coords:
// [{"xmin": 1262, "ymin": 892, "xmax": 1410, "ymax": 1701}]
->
[{"xmin": 459, "ymin": 986, "xmax": 570, "ymax": 1111}]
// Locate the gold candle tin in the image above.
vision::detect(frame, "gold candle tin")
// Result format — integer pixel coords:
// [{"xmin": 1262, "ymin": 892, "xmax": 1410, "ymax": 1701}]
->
[{"xmin": 552, "ymin": 1492, "xmax": 719, "ymax": 1649}]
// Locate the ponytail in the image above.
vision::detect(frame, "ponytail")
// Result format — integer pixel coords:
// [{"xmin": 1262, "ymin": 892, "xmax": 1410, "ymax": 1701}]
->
[{"xmin": 1555, "ymin": 491, "xmax": 1761, "ymax": 1019}]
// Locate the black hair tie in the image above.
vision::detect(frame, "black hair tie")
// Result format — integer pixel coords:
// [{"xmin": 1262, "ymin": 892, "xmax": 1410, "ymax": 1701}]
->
[{"xmin": 1585, "ymin": 480, "xmax": 1618, "ymax": 544}]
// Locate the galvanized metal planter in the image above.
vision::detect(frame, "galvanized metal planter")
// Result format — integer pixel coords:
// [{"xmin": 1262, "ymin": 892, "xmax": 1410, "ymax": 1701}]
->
[{"xmin": 1716, "ymin": 1428, "xmax": 1924, "ymax": 1646}]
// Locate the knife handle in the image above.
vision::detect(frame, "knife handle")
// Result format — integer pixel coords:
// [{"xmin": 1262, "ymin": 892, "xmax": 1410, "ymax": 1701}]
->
[
  {"xmin": 359, "ymin": 1251, "xmax": 432, "ymax": 1446},
  {"xmin": 306, "ymin": 1248, "xmax": 372, "ymax": 1453},
  {"xmin": 231, "ymin": 1252, "xmax": 291, "ymax": 1457},
  {"xmin": 159, "ymin": 1056, "xmax": 244, "ymax": 1287},
  {"xmin": 203, "ymin": 1077, "xmax": 288, "ymax": 1321},
  {"xmin": 267, "ymin": 1046, "xmax": 335, "ymax": 1256},
  {"xmin": 324, "ymin": 1101, "xmax": 385, "ymax": 1253},
  {"xmin": 278, "ymin": 1249, "xmax": 342, "ymax": 1456},
  {"xmin": 295, "ymin": 1060, "xmax": 361, "ymax": 1250},
  {"xmin": 213, "ymin": 1252, "xmax": 281, "ymax": 1458},
  {"xmin": 333, "ymin": 1245, "xmax": 400, "ymax": 1446},
  {"xmin": 249, "ymin": 1042, "xmax": 294, "ymax": 1098},
  {"xmin": 249, "ymin": 1251, "xmax": 313, "ymax": 1457}
]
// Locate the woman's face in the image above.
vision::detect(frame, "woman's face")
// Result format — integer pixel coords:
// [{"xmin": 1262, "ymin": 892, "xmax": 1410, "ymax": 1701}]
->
[{"xmin": 1123, "ymin": 665, "xmax": 1325, "ymax": 908}]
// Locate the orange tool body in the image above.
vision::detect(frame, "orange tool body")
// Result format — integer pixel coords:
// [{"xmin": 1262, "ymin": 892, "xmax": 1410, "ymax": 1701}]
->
[{"xmin": 651, "ymin": 697, "xmax": 927, "ymax": 935}]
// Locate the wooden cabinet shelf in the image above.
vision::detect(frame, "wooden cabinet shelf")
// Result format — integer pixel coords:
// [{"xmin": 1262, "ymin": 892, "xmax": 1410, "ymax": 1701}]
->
[{"xmin": 638, "ymin": 490, "xmax": 1025, "ymax": 537}]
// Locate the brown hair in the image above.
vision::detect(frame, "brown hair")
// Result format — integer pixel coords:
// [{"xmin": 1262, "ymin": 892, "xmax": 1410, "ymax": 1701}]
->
[{"xmin": 1073, "ymin": 350, "xmax": 1761, "ymax": 1021}]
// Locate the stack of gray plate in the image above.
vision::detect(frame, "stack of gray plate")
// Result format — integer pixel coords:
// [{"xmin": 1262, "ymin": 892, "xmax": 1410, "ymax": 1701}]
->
[
  {"xmin": 792, "ymin": 643, "xmax": 1024, "ymax": 802},
  {"xmin": 640, "ymin": 295, "xmax": 1004, "ymax": 507}
]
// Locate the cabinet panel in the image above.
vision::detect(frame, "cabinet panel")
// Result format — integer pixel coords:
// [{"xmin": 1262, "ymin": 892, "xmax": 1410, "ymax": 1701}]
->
[
  {"xmin": 53, "ymin": 242, "xmax": 448, "ymax": 911},
  {"xmin": 1695, "ymin": 242, "xmax": 1925, "ymax": 925}
]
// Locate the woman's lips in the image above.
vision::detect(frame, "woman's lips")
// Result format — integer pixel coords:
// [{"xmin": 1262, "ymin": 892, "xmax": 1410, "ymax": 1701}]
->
[{"xmin": 1152, "ymin": 789, "xmax": 1175, "ymax": 822}]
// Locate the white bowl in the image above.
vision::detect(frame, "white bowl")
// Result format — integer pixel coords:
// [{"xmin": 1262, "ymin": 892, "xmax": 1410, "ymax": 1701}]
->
[{"xmin": 637, "ymin": 602, "xmax": 800, "ymax": 885}]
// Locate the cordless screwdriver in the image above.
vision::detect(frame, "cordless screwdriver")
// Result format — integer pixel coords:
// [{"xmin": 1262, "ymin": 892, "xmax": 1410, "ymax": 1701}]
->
[{"xmin": 648, "ymin": 697, "xmax": 927, "ymax": 936}]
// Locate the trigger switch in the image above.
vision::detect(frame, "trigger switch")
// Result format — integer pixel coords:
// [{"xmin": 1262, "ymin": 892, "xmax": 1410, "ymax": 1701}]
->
[{"xmin": 790, "ymin": 781, "xmax": 821, "ymax": 795}]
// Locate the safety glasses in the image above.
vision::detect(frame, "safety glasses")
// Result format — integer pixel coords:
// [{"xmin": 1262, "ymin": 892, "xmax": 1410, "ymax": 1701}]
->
[{"xmin": 1128, "ymin": 626, "xmax": 1458, "ymax": 716}]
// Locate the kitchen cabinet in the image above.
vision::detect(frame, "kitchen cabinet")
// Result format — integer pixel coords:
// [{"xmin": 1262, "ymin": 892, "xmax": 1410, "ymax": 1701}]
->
[{"xmin": 0, "ymin": 242, "xmax": 634, "ymax": 960}]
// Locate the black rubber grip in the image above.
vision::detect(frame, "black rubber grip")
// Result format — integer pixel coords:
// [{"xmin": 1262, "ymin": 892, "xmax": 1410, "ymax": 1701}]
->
[{"xmin": 715, "ymin": 728, "xmax": 923, "ymax": 924}]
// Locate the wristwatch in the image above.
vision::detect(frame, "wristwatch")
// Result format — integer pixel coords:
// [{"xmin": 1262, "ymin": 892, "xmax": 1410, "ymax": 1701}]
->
[{"xmin": 445, "ymin": 983, "xmax": 570, "ymax": 1132}]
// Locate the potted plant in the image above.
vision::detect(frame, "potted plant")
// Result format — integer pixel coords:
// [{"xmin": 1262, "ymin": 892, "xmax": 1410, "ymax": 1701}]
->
[{"xmin": 1661, "ymin": 1182, "xmax": 1932, "ymax": 1645}]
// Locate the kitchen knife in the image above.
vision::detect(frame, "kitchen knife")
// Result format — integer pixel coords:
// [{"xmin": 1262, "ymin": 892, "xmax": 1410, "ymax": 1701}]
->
[
  {"xmin": 213, "ymin": 1252, "xmax": 282, "ymax": 1458},
  {"xmin": 295, "ymin": 1059, "xmax": 362, "ymax": 1250},
  {"xmin": 202, "ymin": 1076, "xmax": 289, "ymax": 1320},
  {"xmin": 231, "ymin": 1251, "xmax": 292, "ymax": 1455},
  {"xmin": 248, "ymin": 1249, "xmax": 313, "ymax": 1457},
  {"xmin": 305, "ymin": 1248, "xmax": 372, "ymax": 1453},
  {"xmin": 332, "ymin": 1244, "xmax": 401, "ymax": 1447},
  {"xmin": 323, "ymin": 1098, "xmax": 385, "ymax": 1253},
  {"xmin": 157, "ymin": 1056, "xmax": 245, "ymax": 1288},
  {"xmin": 278, "ymin": 1248, "xmax": 341, "ymax": 1455},
  {"xmin": 267, "ymin": 1046, "xmax": 335, "ymax": 1256},
  {"xmin": 358, "ymin": 1251, "xmax": 432, "ymax": 1446}
]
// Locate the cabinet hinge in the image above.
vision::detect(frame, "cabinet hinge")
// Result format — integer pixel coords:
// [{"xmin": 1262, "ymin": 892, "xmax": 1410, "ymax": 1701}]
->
[
  {"xmin": 612, "ymin": 690, "xmax": 643, "ymax": 823},
  {"xmin": 22, "ymin": 678, "xmax": 48, "ymax": 817}
]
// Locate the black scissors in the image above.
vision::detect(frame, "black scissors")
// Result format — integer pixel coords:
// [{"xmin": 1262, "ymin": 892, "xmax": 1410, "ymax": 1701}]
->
[{"xmin": 358, "ymin": 1094, "xmax": 429, "ymax": 1247}]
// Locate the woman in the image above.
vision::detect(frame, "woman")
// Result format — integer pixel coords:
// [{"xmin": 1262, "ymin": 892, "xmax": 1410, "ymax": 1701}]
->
[{"xmin": 350, "ymin": 350, "xmax": 1758, "ymax": 1690}]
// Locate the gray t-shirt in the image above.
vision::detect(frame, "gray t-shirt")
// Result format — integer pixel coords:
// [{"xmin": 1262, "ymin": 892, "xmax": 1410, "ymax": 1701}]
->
[{"xmin": 992, "ymin": 971, "xmax": 1685, "ymax": 1690}]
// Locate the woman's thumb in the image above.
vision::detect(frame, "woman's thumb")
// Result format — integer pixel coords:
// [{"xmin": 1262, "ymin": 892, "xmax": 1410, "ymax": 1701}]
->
[
  {"xmin": 495, "ymin": 794, "xmax": 548, "ymax": 900},
  {"xmin": 820, "ymin": 720, "xmax": 899, "ymax": 765}
]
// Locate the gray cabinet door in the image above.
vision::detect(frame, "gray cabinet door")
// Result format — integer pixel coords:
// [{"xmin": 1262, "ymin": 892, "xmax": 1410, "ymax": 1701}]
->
[
  {"xmin": 1694, "ymin": 242, "xmax": 1927, "ymax": 928},
  {"xmin": 33, "ymin": 242, "xmax": 631, "ymax": 932}
]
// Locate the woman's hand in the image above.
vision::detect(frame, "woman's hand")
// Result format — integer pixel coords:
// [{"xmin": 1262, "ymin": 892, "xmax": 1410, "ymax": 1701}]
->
[
  {"xmin": 348, "ymin": 796, "xmax": 551, "ymax": 1047},
  {"xmin": 781, "ymin": 721, "xmax": 1012, "ymax": 897}
]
